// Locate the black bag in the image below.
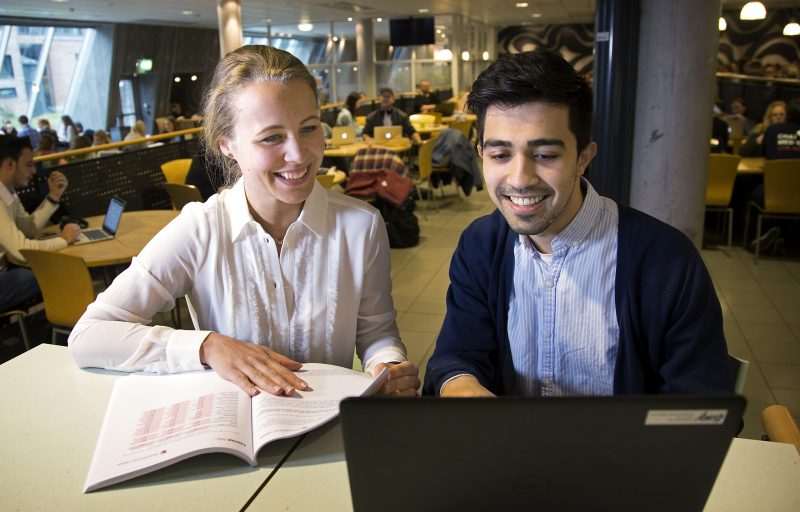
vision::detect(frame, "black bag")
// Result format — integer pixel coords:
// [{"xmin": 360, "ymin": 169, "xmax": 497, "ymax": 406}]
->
[{"xmin": 373, "ymin": 194, "xmax": 420, "ymax": 248}]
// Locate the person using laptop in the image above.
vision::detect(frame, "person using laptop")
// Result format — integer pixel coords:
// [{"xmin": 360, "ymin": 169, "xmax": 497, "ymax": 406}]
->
[
  {"xmin": 423, "ymin": 50, "xmax": 732, "ymax": 397},
  {"xmin": 413, "ymin": 79, "xmax": 440, "ymax": 114},
  {"xmin": 0, "ymin": 135, "xmax": 80, "ymax": 310},
  {"xmin": 363, "ymin": 88, "xmax": 422, "ymax": 145},
  {"xmin": 69, "ymin": 46, "xmax": 420, "ymax": 398}
]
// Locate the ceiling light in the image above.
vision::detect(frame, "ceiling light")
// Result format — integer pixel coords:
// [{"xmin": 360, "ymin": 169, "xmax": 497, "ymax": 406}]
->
[
  {"xmin": 435, "ymin": 49, "xmax": 453, "ymax": 61},
  {"xmin": 332, "ymin": 36, "xmax": 339, "ymax": 42},
  {"xmin": 376, "ymin": 17, "xmax": 383, "ymax": 22},
  {"xmin": 51, "ymin": 0, "xmax": 69, "ymax": 3},
  {"xmin": 532, "ymin": 13, "xmax": 542, "ymax": 18},
  {"xmin": 740, "ymin": 2, "xmax": 766, "ymax": 20},
  {"xmin": 419, "ymin": 9, "xmax": 429, "ymax": 13},
  {"xmin": 461, "ymin": 51, "xmax": 470, "ymax": 61},
  {"xmin": 298, "ymin": 23, "xmax": 313, "ymax": 32},
  {"xmin": 264, "ymin": 18, "xmax": 272, "ymax": 23},
  {"xmin": 190, "ymin": 75, "xmax": 197, "ymax": 81},
  {"xmin": 784, "ymin": 22, "xmax": 800, "ymax": 36},
  {"xmin": 436, "ymin": 29, "xmax": 441, "ymax": 34},
  {"xmin": 516, "ymin": 2, "xmax": 528, "ymax": 7},
  {"xmin": 353, "ymin": 66, "xmax": 358, "ymax": 72},
  {"xmin": 174, "ymin": 77, "xmax": 181, "ymax": 83},
  {"xmin": 719, "ymin": 17, "xmax": 727, "ymax": 31},
  {"xmin": 181, "ymin": 10, "xmax": 193, "ymax": 15},
  {"xmin": 482, "ymin": 51, "xmax": 489, "ymax": 61},
  {"xmin": 347, "ymin": 17, "xmax": 353, "ymax": 22}
]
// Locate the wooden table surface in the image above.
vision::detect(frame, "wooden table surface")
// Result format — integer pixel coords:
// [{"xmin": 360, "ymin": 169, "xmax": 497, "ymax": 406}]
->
[
  {"xmin": 737, "ymin": 157, "xmax": 765, "ymax": 174},
  {"xmin": 58, "ymin": 210, "xmax": 179, "ymax": 267},
  {"xmin": 323, "ymin": 139, "xmax": 413, "ymax": 158}
]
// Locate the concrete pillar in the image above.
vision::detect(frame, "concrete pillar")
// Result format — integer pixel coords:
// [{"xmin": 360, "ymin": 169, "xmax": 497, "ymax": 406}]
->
[
  {"xmin": 356, "ymin": 19, "xmax": 376, "ymax": 97},
  {"xmin": 629, "ymin": 0, "xmax": 721, "ymax": 247},
  {"xmin": 217, "ymin": 0, "xmax": 242, "ymax": 58}
]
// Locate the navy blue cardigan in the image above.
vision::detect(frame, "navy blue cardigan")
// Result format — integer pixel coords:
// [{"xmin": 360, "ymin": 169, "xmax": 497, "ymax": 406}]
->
[{"xmin": 422, "ymin": 206, "xmax": 733, "ymax": 396}]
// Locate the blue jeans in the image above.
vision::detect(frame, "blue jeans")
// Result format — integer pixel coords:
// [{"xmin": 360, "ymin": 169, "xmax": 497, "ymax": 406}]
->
[{"xmin": 0, "ymin": 268, "xmax": 40, "ymax": 311}]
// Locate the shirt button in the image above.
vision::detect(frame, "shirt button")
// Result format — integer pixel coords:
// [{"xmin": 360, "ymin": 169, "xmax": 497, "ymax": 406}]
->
[
  {"xmin": 572, "ymin": 240, "xmax": 580, "ymax": 247},
  {"xmin": 544, "ymin": 331, "xmax": 552, "ymax": 338},
  {"xmin": 545, "ymin": 280, "xmax": 553, "ymax": 288}
]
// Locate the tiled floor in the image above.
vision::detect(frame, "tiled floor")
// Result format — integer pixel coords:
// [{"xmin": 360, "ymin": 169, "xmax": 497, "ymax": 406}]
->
[{"xmin": 2, "ymin": 184, "xmax": 798, "ymax": 441}]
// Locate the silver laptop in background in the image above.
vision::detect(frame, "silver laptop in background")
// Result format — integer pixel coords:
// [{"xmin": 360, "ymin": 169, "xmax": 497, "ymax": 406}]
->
[
  {"xmin": 373, "ymin": 125, "xmax": 402, "ymax": 142},
  {"xmin": 73, "ymin": 196, "xmax": 127, "ymax": 245},
  {"xmin": 330, "ymin": 126, "xmax": 357, "ymax": 146},
  {"xmin": 341, "ymin": 394, "xmax": 745, "ymax": 512}
]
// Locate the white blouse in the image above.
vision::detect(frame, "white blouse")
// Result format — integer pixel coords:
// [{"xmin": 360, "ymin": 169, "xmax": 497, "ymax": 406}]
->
[{"xmin": 69, "ymin": 179, "xmax": 406, "ymax": 374}]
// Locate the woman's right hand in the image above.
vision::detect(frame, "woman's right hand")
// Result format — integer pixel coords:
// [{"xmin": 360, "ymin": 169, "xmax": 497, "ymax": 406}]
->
[{"xmin": 199, "ymin": 333, "xmax": 307, "ymax": 397}]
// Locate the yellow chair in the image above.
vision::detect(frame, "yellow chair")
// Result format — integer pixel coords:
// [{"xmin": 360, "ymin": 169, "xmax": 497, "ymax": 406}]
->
[
  {"xmin": 163, "ymin": 182, "xmax": 203, "ymax": 210},
  {"xmin": 415, "ymin": 138, "xmax": 454, "ymax": 214},
  {"xmin": 19, "ymin": 250, "xmax": 95, "ymax": 344},
  {"xmin": 761, "ymin": 405, "xmax": 800, "ymax": 455},
  {"xmin": 706, "ymin": 154, "xmax": 740, "ymax": 255},
  {"xmin": 316, "ymin": 173, "xmax": 336, "ymax": 189},
  {"xmin": 410, "ymin": 114, "xmax": 437, "ymax": 125},
  {"xmin": 743, "ymin": 159, "xmax": 800, "ymax": 263},
  {"xmin": 448, "ymin": 119, "xmax": 473, "ymax": 139},
  {"xmin": 355, "ymin": 115, "xmax": 367, "ymax": 126},
  {"xmin": 160, "ymin": 158, "xmax": 193, "ymax": 184}
]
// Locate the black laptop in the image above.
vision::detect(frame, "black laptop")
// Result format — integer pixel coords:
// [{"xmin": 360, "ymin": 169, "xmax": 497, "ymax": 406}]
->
[{"xmin": 340, "ymin": 395, "xmax": 745, "ymax": 512}]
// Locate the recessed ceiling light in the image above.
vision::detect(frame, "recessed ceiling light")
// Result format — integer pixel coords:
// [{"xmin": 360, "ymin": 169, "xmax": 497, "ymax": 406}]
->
[
  {"xmin": 532, "ymin": 13, "xmax": 542, "ymax": 18},
  {"xmin": 181, "ymin": 10, "xmax": 193, "ymax": 16},
  {"xmin": 516, "ymin": 2, "xmax": 528, "ymax": 7},
  {"xmin": 298, "ymin": 23, "xmax": 313, "ymax": 32},
  {"xmin": 347, "ymin": 17, "xmax": 353, "ymax": 22},
  {"xmin": 191, "ymin": 75, "xmax": 197, "ymax": 81},
  {"xmin": 51, "ymin": 0, "xmax": 69, "ymax": 3},
  {"xmin": 436, "ymin": 29, "xmax": 441, "ymax": 34},
  {"xmin": 174, "ymin": 77, "xmax": 181, "ymax": 83},
  {"xmin": 419, "ymin": 8, "xmax": 429, "ymax": 13},
  {"xmin": 332, "ymin": 36, "xmax": 339, "ymax": 42},
  {"xmin": 376, "ymin": 17, "xmax": 383, "ymax": 22}
]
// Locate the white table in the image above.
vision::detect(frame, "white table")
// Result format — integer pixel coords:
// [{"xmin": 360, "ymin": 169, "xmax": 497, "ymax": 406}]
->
[
  {"xmin": 251, "ymin": 417, "xmax": 800, "ymax": 511},
  {"xmin": 0, "ymin": 345, "xmax": 299, "ymax": 511}
]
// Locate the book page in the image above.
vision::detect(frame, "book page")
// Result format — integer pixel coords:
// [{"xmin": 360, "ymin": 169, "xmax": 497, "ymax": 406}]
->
[
  {"xmin": 252, "ymin": 363, "xmax": 388, "ymax": 453},
  {"xmin": 84, "ymin": 371, "xmax": 253, "ymax": 492}
]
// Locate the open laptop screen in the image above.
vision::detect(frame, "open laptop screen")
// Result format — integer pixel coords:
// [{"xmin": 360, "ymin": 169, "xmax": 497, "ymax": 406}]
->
[
  {"xmin": 341, "ymin": 395, "xmax": 745, "ymax": 512},
  {"xmin": 102, "ymin": 196, "xmax": 127, "ymax": 235}
]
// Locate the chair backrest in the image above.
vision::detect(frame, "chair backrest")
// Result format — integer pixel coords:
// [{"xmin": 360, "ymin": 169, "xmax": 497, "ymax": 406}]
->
[
  {"xmin": 19, "ymin": 249, "xmax": 95, "ymax": 329},
  {"xmin": 761, "ymin": 405, "xmax": 800, "ymax": 455},
  {"xmin": 163, "ymin": 183, "xmax": 203, "ymax": 210},
  {"xmin": 448, "ymin": 120, "xmax": 472, "ymax": 139},
  {"xmin": 410, "ymin": 114, "xmax": 437, "ymax": 125},
  {"xmin": 316, "ymin": 173, "xmax": 335, "ymax": 189},
  {"xmin": 763, "ymin": 159, "xmax": 800, "ymax": 213},
  {"xmin": 355, "ymin": 115, "xmax": 367, "ymax": 126},
  {"xmin": 417, "ymin": 139, "xmax": 435, "ymax": 180},
  {"xmin": 728, "ymin": 354, "xmax": 749, "ymax": 395},
  {"xmin": 160, "ymin": 158, "xmax": 193, "ymax": 184},
  {"xmin": 706, "ymin": 154, "xmax": 741, "ymax": 207}
]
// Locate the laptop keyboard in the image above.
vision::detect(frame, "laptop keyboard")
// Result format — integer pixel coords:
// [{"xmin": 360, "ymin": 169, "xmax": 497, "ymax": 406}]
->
[{"xmin": 83, "ymin": 229, "xmax": 110, "ymax": 240}]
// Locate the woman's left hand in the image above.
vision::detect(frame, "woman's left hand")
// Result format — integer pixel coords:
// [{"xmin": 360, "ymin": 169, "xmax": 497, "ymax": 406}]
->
[{"xmin": 372, "ymin": 361, "xmax": 420, "ymax": 397}]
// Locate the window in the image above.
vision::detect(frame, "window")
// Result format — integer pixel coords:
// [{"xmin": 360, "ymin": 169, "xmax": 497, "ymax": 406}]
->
[
  {"xmin": 0, "ymin": 56, "xmax": 12, "ymax": 78},
  {"xmin": 0, "ymin": 87, "xmax": 17, "ymax": 98}
]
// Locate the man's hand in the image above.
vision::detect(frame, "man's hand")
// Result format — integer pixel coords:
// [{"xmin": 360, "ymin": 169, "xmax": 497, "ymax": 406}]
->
[
  {"xmin": 199, "ymin": 333, "xmax": 307, "ymax": 396},
  {"xmin": 372, "ymin": 361, "xmax": 420, "ymax": 397},
  {"xmin": 440, "ymin": 375, "xmax": 495, "ymax": 397},
  {"xmin": 59, "ymin": 223, "xmax": 81, "ymax": 243},
  {"xmin": 47, "ymin": 171, "xmax": 69, "ymax": 201}
]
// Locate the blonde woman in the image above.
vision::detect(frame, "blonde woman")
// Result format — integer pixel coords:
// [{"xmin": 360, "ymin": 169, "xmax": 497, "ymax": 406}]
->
[
  {"xmin": 69, "ymin": 46, "xmax": 419, "ymax": 397},
  {"xmin": 739, "ymin": 100, "xmax": 786, "ymax": 156}
]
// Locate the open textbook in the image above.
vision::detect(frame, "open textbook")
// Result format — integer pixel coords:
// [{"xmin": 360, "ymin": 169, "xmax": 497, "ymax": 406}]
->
[{"xmin": 84, "ymin": 363, "xmax": 388, "ymax": 492}]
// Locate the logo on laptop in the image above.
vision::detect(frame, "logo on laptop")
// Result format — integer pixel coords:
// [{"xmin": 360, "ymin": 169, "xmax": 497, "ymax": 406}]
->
[{"xmin": 645, "ymin": 409, "xmax": 728, "ymax": 426}]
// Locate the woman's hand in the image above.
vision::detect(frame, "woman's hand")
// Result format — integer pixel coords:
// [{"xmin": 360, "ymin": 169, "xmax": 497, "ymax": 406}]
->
[
  {"xmin": 199, "ymin": 333, "xmax": 307, "ymax": 397},
  {"xmin": 372, "ymin": 361, "xmax": 420, "ymax": 397}
]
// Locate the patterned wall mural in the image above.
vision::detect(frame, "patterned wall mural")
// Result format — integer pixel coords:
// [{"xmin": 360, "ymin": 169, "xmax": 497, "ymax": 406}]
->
[
  {"xmin": 498, "ymin": 8, "xmax": 800, "ymax": 75},
  {"xmin": 498, "ymin": 23, "xmax": 595, "ymax": 74}
]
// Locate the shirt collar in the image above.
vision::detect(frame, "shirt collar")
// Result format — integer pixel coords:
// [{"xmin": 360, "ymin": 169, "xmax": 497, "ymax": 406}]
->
[
  {"xmin": 224, "ymin": 177, "xmax": 328, "ymax": 243},
  {"xmin": 0, "ymin": 183, "xmax": 16, "ymax": 207}
]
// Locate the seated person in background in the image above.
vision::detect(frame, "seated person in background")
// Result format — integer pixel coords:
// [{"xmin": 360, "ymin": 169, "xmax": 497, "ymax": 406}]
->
[
  {"xmin": 160, "ymin": 116, "xmax": 182, "ymax": 143},
  {"xmin": 37, "ymin": 118, "xmax": 58, "ymax": 143},
  {"xmin": 70, "ymin": 135, "xmax": 93, "ymax": 161},
  {"xmin": 363, "ymin": 88, "xmax": 421, "ymax": 145},
  {"xmin": 17, "ymin": 116, "xmax": 40, "ymax": 150},
  {"xmin": 335, "ymin": 92, "xmax": 363, "ymax": 137},
  {"xmin": 2, "ymin": 119, "xmax": 17, "ymax": 137},
  {"xmin": 69, "ymin": 45, "xmax": 420, "ymax": 398},
  {"xmin": 711, "ymin": 115, "xmax": 730, "ymax": 153},
  {"xmin": 423, "ymin": 49, "xmax": 732, "ymax": 397},
  {"xmin": 0, "ymin": 135, "xmax": 81, "ymax": 310},
  {"xmin": 739, "ymin": 100, "xmax": 786, "ymax": 157},
  {"xmin": 33, "ymin": 133, "xmax": 58, "ymax": 169},
  {"xmin": 414, "ymin": 79, "xmax": 440, "ymax": 114},
  {"xmin": 58, "ymin": 115, "xmax": 79, "ymax": 149},
  {"xmin": 723, "ymin": 97, "xmax": 755, "ymax": 135},
  {"xmin": 93, "ymin": 130, "xmax": 111, "ymax": 147},
  {"xmin": 762, "ymin": 98, "xmax": 800, "ymax": 159},
  {"xmin": 123, "ymin": 120, "xmax": 147, "ymax": 151}
]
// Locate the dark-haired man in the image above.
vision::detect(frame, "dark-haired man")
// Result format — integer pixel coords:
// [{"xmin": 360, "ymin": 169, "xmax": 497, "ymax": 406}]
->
[
  {"xmin": 17, "ymin": 115, "xmax": 40, "ymax": 149},
  {"xmin": 0, "ymin": 135, "xmax": 80, "ymax": 310},
  {"xmin": 423, "ymin": 50, "xmax": 732, "ymax": 397},
  {"xmin": 363, "ymin": 88, "xmax": 422, "ymax": 145},
  {"xmin": 414, "ymin": 79, "xmax": 440, "ymax": 114}
]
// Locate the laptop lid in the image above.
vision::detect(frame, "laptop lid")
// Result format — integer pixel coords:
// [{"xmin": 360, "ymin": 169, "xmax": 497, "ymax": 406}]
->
[
  {"xmin": 436, "ymin": 101, "xmax": 455, "ymax": 116},
  {"xmin": 331, "ymin": 126, "xmax": 357, "ymax": 146},
  {"xmin": 374, "ymin": 125, "xmax": 402, "ymax": 142},
  {"xmin": 341, "ymin": 395, "xmax": 745, "ymax": 512},
  {"xmin": 101, "ymin": 196, "xmax": 127, "ymax": 235}
]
